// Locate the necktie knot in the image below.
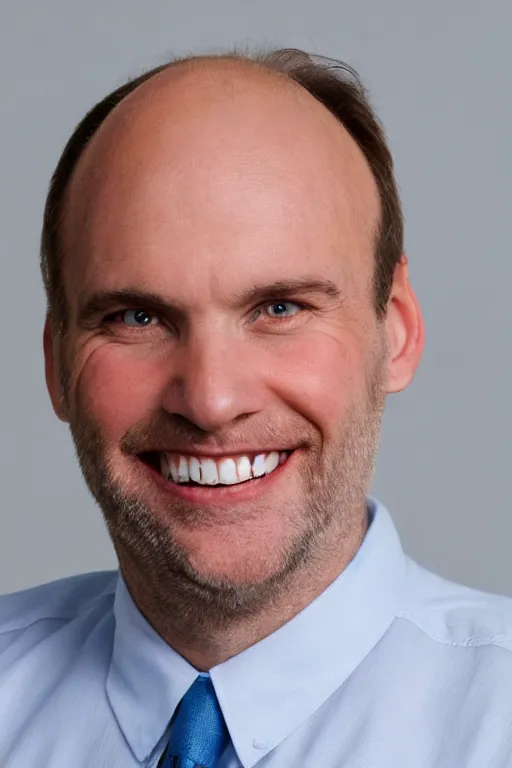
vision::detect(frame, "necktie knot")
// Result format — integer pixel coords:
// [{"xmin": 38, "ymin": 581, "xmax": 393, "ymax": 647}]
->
[{"xmin": 162, "ymin": 675, "xmax": 229, "ymax": 768}]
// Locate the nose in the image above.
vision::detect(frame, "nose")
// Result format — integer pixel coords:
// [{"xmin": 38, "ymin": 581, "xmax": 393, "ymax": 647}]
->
[{"xmin": 160, "ymin": 327, "xmax": 267, "ymax": 433}]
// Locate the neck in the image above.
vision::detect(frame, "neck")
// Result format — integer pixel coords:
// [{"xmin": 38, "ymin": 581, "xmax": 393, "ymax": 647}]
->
[{"xmin": 118, "ymin": 508, "xmax": 368, "ymax": 671}]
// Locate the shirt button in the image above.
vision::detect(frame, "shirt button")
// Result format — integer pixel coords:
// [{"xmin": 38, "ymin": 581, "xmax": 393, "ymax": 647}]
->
[{"xmin": 253, "ymin": 739, "xmax": 268, "ymax": 750}]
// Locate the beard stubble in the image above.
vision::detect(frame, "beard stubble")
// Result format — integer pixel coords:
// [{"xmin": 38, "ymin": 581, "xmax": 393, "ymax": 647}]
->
[{"xmin": 66, "ymin": 344, "xmax": 387, "ymax": 637}]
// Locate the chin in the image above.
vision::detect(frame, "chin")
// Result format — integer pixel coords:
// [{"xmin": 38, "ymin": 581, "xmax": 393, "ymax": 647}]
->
[{"xmin": 179, "ymin": 530, "xmax": 281, "ymax": 587}]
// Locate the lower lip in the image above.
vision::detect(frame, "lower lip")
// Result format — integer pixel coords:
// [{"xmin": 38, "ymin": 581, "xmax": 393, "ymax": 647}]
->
[{"xmin": 140, "ymin": 451, "xmax": 297, "ymax": 504}]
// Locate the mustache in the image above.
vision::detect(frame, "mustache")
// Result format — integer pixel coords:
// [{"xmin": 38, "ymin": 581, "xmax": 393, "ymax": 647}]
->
[{"xmin": 119, "ymin": 414, "xmax": 311, "ymax": 455}]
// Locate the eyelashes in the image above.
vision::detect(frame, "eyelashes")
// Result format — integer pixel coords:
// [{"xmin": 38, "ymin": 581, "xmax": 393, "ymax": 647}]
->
[{"xmin": 104, "ymin": 300, "xmax": 311, "ymax": 332}]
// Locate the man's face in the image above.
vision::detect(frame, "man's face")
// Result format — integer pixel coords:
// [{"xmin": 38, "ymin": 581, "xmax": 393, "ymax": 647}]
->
[{"xmin": 46, "ymin": 64, "xmax": 396, "ymax": 613}]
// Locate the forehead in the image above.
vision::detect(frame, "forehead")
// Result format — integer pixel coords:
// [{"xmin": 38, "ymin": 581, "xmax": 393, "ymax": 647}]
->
[{"xmin": 63, "ymin": 61, "xmax": 380, "ymax": 307}]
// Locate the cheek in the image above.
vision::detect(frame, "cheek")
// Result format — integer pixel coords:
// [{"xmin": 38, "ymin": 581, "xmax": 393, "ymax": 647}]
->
[
  {"xmin": 67, "ymin": 325, "xmax": 371, "ymax": 446},
  {"xmin": 71, "ymin": 345, "xmax": 165, "ymax": 441},
  {"xmin": 269, "ymin": 333, "xmax": 364, "ymax": 432}
]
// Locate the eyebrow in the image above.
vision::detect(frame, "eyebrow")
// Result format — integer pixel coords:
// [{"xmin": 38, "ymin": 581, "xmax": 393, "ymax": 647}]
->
[{"xmin": 76, "ymin": 277, "xmax": 342, "ymax": 325}]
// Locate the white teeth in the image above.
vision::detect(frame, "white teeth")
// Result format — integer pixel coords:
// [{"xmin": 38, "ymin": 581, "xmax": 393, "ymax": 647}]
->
[
  {"xmin": 164, "ymin": 450, "xmax": 290, "ymax": 486},
  {"xmin": 236, "ymin": 455, "xmax": 252, "ymax": 482},
  {"xmin": 169, "ymin": 461, "xmax": 179, "ymax": 483},
  {"xmin": 264, "ymin": 451, "xmax": 280, "ymax": 474},
  {"xmin": 200, "ymin": 458, "xmax": 219, "ymax": 485},
  {"xmin": 178, "ymin": 455, "xmax": 189, "ymax": 482},
  {"xmin": 188, "ymin": 456, "xmax": 202, "ymax": 484},
  {"xmin": 218, "ymin": 458, "xmax": 239, "ymax": 485},
  {"xmin": 252, "ymin": 453, "xmax": 266, "ymax": 478}
]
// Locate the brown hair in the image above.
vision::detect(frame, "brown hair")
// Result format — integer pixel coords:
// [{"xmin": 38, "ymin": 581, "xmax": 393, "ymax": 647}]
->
[{"xmin": 40, "ymin": 48, "xmax": 403, "ymax": 334}]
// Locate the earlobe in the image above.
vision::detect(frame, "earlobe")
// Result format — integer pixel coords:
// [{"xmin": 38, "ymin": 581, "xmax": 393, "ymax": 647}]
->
[
  {"xmin": 43, "ymin": 317, "xmax": 69, "ymax": 422},
  {"xmin": 384, "ymin": 255, "xmax": 425, "ymax": 393}
]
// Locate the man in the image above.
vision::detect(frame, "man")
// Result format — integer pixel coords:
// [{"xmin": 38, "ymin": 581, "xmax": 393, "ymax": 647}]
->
[{"xmin": 0, "ymin": 47, "xmax": 510, "ymax": 768}]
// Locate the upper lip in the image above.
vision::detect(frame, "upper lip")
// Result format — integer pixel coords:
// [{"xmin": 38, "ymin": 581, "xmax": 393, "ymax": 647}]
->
[{"xmin": 139, "ymin": 447, "xmax": 294, "ymax": 457}]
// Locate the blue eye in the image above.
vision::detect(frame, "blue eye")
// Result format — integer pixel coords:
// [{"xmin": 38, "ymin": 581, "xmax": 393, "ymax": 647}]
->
[
  {"xmin": 121, "ymin": 309, "xmax": 157, "ymax": 327},
  {"xmin": 265, "ymin": 301, "xmax": 302, "ymax": 318}
]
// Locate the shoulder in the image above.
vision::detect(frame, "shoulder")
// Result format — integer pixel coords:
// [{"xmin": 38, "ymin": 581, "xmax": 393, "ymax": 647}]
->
[
  {"xmin": 0, "ymin": 571, "xmax": 119, "ymax": 755},
  {"xmin": 0, "ymin": 570, "xmax": 118, "ymax": 642},
  {"xmin": 400, "ymin": 556, "xmax": 512, "ymax": 652}
]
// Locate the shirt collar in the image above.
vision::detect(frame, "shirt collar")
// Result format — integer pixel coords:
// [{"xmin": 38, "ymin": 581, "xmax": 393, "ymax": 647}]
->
[
  {"xmin": 106, "ymin": 497, "xmax": 407, "ymax": 766},
  {"xmin": 106, "ymin": 573, "xmax": 199, "ymax": 762}
]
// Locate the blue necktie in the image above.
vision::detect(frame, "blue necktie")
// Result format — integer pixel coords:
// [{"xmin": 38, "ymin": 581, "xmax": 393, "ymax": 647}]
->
[{"xmin": 161, "ymin": 674, "xmax": 230, "ymax": 768}]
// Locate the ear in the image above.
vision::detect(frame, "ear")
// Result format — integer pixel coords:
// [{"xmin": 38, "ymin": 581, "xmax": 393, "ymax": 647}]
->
[
  {"xmin": 384, "ymin": 254, "xmax": 425, "ymax": 393},
  {"xmin": 43, "ymin": 316, "xmax": 69, "ymax": 422}
]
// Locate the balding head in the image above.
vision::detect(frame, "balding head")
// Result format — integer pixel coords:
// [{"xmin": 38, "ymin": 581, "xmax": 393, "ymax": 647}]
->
[
  {"xmin": 62, "ymin": 56, "xmax": 380, "ymax": 326},
  {"xmin": 41, "ymin": 49, "xmax": 403, "ymax": 335}
]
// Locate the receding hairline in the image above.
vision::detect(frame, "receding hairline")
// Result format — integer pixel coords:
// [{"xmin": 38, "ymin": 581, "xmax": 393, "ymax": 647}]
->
[
  {"xmin": 41, "ymin": 47, "xmax": 403, "ymax": 333},
  {"xmin": 64, "ymin": 52, "xmax": 381, "ymax": 263},
  {"xmin": 109, "ymin": 53, "xmax": 314, "ymax": 109},
  {"xmin": 71, "ymin": 52, "xmax": 373, "ymax": 184}
]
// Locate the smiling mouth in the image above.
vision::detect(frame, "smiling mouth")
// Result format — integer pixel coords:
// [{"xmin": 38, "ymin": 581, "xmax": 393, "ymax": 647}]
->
[{"xmin": 139, "ymin": 450, "xmax": 292, "ymax": 488}]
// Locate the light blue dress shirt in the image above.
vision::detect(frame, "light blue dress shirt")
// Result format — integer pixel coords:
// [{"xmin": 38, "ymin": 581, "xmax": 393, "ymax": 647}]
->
[{"xmin": 1, "ymin": 497, "xmax": 512, "ymax": 767}]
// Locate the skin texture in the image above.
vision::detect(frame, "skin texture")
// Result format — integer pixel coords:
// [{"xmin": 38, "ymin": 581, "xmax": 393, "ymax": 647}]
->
[{"xmin": 44, "ymin": 58, "xmax": 424, "ymax": 671}]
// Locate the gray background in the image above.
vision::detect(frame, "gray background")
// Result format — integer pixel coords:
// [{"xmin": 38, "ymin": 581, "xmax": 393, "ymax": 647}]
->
[{"xmin": 1, "ymin": 0, "xmax": 510, "ymax": 595}]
